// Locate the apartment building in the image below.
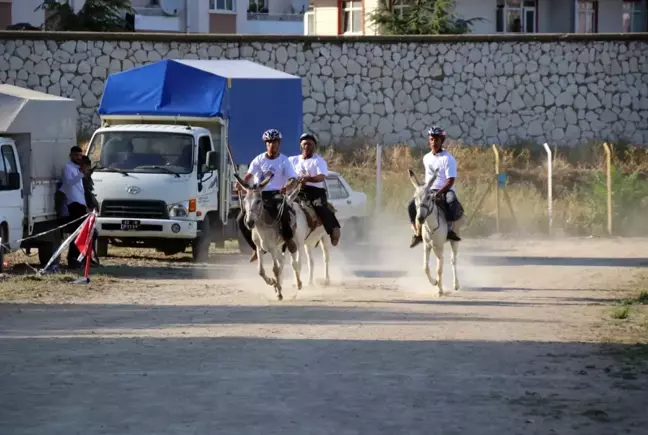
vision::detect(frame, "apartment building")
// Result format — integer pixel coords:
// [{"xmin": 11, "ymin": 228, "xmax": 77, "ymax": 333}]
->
[
  {"xmin": 2, "ymin": 0, "xmax": 308, "ymax": 34},
  {"xmin": 304, "ymin": 0, "xmax": 648, "ymax": 35}
]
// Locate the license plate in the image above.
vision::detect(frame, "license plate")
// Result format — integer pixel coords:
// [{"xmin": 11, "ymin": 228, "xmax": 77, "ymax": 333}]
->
[{"xmin": 120, "ymin": 220, "xmax": 141, "ymax": 231}]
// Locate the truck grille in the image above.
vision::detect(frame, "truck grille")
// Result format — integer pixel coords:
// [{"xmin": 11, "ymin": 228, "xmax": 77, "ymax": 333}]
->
[{"xmin": 100, "ymin": 200, "xmax": 169, "ymax": 220}]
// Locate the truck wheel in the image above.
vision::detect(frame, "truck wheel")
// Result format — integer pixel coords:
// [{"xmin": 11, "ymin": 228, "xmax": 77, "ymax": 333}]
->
[
  {"xmin": 347, "ymin": 217, "xmax": 367, "ymax": 242},
  {"xmin": 96, "ymin": 238, "xmax": 109, "ymax": 258},
  {"xmin": 192, "ymin": 216, "xmax": 212, "ymax": 262}
]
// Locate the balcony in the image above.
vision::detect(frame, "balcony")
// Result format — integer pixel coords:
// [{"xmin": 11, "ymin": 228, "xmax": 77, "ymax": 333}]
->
[
  {"xmin": 133, "ymin": 6, "xmax": 183, "ymax": 32},
  {"xmin": 245, "ymin": 0, "xmax": 306, "ymax": 34}
]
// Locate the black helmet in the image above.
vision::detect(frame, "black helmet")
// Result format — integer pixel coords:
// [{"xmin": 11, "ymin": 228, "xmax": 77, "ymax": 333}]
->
[{"xmin": 299, "ymin": 133, "xmax": 318, "ymax": 145}]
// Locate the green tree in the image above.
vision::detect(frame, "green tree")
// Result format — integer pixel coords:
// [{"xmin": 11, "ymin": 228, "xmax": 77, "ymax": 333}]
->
[
  {"xmin": 37, "ymin": 0, "xmax": 134, "ymax": 32},
  {"xmin": 368, "ymin": 0, "xmax": 483, "ymax": 35}
]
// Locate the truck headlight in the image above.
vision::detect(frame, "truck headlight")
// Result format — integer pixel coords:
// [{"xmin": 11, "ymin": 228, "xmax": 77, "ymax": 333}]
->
[{"xmin": 168, "ymin": 201, "xmax": 189, "ymax": 218}]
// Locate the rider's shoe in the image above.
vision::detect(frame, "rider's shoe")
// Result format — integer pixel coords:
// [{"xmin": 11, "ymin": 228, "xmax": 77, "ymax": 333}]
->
[
  {"xmin": 410, "ymin": 234, "xmax": 422, "ymax": 248},
  {"xmin": 447, "ymin": 230, "xmax": 461, "ymax": 242},
  {"xmin": 330, "ymin": 227, "xmax": 341, "ymax": 246}
]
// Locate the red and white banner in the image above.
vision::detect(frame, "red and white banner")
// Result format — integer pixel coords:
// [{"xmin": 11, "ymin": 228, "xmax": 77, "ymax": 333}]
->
[{"xmin": 75, "ymin": 213, "xmax": 97, "ymax": 263}]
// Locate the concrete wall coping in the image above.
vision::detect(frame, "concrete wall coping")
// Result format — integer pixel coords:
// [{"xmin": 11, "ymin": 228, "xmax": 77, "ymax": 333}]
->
[{"xmin": 1, "ymin": 30, "xmax": 647, "ymax": 44}]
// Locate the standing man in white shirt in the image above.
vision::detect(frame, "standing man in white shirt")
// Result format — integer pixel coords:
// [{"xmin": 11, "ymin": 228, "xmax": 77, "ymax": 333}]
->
[
  {"xmin": 60, "ymin": 145, "xmax": 88, "ymax": 268},
  {"xmin": 237, "ymin": 129, "xmax": 299, "ymax": 262},
  {"xmin": 289, "ymin": 133, "xmax": 341, "ymax": 246},
  {"xmin": 408, "ymin": 127, "xmax": 462, "ymax": 248}
]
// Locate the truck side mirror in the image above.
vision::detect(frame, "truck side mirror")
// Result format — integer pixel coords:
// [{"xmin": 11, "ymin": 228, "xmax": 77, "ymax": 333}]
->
[
  {"xmin": 7, "ymin": 172, "xmax": 20, "ymax": 190},
  {"xmin": 206, "ymin": 151, "xmax": 219, "ymax": 171}
]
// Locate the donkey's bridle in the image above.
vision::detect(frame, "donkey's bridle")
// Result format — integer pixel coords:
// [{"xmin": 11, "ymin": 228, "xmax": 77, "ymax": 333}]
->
[
  {"xmin": 416, "ymin": 195, "xmax": 441, "ymax": 234},
  {"xmin": 246, "ymin": 193, "xmax": 288, "ymax": 229}
]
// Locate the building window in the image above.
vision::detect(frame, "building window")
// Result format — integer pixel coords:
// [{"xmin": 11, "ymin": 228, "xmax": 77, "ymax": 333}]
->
[
  {"xmin": 623, "ymin": 0, "xmax": 647, "ymax": 32},
  {"xmin": 392, "ymin": 0, "xmax": 409, "ymax": 16},
  {"xmin": 340, "ymin": 1, "xmax": 362, "ymax": 34},
  {"xmin": 577, "ymin": 1, "xmax": 597, "ymax": 32},
  {"xmin": 496, "ymin": 0, "xmax": 537, "ymax": 33},
  {"xmin": 210, "ymin": 0, "xmax": 235, "ymax": 12},
  {"xmin": 248, "ymin": 0, "xmax": 267, "ymax": 13},
  {"xmin": 305, "ymin": 9, "xmax": 316, "ymax": 35}
]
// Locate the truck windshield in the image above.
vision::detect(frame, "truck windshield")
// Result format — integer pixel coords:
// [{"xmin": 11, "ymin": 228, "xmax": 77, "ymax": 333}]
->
[{"xmin": 87, "ymin": 131, "xmax": 194, "ymax": 175}]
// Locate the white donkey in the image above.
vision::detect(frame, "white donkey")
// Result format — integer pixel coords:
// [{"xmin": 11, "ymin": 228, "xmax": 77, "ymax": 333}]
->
[
  {"xmin": 284, "ymin": 184, "xmax": 332, "ymax": 287},
  {"xmin": 408, "ymin": 169, "xmax": 463, "ymax": 296},
  {"xmin": 235, "ymin": 174, "xmax": 310, "ymax": 300}
]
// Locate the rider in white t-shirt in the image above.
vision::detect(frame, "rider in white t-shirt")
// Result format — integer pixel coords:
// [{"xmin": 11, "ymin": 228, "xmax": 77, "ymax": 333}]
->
[
  {"xmin": 237, "ymin": 129, "xmax": 299, "ymax": 261},
  {"xmin": 408, "ymin": 126, "xmax": 462, "ymax": 248},
  {"xmin": 289, "ymin": 133, "xmax": 342, "ymax": 246}
]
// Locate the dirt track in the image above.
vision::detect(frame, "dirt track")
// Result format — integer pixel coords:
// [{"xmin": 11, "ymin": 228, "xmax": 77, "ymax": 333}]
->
[{"xmin": 1, "ymin": 235, "xmax": 648, "ymax": 435}]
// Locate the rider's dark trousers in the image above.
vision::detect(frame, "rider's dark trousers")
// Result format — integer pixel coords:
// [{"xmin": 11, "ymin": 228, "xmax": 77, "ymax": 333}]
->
[
  {"xmin": 237, "ymin": 190, "xmax": 293, "ymax": 251},
  {"xmin": 408, "ymin": 190, "xmax": 460, "ymax": 224},
  {"xmin": 298, "ymin": 185, "xmax": 341, "ymax": 235}
]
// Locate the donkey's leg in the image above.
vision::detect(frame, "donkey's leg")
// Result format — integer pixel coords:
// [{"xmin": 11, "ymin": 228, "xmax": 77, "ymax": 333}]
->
[
  {"xmin": 270, "ymin": 249, "xmax": 284, "ymax": 301},
  {"xmin": 423, "ymin": 242, "xmax": 436, "ymax": 286},
  {"xmin": 432, "ymin": 243, "xmax": 445, "ymax": 296},
  {"xmin": 291, "ymin": 243, "xmax": 303, "ymax": 292},
  {"xmin": 304, "ymin": 243, "xmax": 314, "ymax": 286},
  {"xmin": 450, "ymin": 240, "xmax": 460, "ymax": 291},
  {"xmin": 320, "ymin": 236, "xmax": 330, "ymax": 287},
  {"xmin": 257, "ymin": 246, "xmax": 275, "ymax": 287}
]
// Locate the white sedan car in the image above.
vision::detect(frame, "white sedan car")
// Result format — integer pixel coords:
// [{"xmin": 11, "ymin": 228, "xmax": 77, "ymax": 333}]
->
[{"xmin": 325, "ymin": 171, "xmax": 369, "ymax": 241}]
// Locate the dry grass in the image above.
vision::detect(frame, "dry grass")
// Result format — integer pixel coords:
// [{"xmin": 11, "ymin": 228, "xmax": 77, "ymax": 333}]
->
[
  {"xmin": 321, "ymin": 141, "xmax": 648, "ymax": 237},
  {"xmin": 0, "ymin": 271, "xmax": 118, "ymax": 303}
]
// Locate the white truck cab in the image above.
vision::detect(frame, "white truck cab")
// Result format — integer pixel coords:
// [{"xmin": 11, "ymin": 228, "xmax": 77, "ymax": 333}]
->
[
  {"xmin": 87, "ymin": 122, "xmax": 229, "ymax": 261},
  {"xmin": 0, "ymin": 137, "xmax": 23, "ymax": 253}
]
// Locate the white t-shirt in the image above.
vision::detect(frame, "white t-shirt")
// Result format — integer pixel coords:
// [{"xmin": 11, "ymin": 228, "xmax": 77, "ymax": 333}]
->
[
  {"xmin": 246, "ymin": 152, "xmax": 298, "ymax": 192},
  {"xmin": 60, "ymin": 161, "xmax": 87, "ymax": 206},
  {"xmin": 423, "ymin": 150, "xmax": 457, "ymax": 191},
  {"xmin": 289, "ymin": 154, "xmax": 328, "ymax": 189}
]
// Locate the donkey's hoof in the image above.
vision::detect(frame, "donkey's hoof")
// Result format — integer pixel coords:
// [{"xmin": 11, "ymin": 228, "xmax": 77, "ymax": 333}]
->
[{"xmin": 277, "ymin": 293, "xmax": 283, "ymax": 301}]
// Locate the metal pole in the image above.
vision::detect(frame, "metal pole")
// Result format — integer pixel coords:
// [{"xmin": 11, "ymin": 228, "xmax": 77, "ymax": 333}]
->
[
  {"xmin": 492, "ymin": 144, "xmax": 500, "ymax": 234},
  {"xmin": 603, "ymin": 142, "xmax": 613, "ymax": 236},
  {"xmin": 543, "ymin": 143, "xmax": 553, "ymax": 236},
  {"xmin": 375, "ymin": 143, "xmax": 382, "ymax": 215}
]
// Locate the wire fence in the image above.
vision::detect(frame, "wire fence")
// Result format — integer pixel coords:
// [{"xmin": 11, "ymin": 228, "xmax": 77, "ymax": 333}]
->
[{"xmin": 322, "ymin": 141, "xmax": 648, "ymax": 238}]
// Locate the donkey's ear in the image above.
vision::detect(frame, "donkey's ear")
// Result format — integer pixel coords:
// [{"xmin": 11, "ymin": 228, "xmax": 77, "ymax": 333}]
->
[
  {"xmin": 408, "ymin": 169, "xmax": 422, "ymax": 188},
  {"xmin": 425, "ymin": 168, "xmax": 438, "ymax": 190},
  {"xmin": 258, "ymin": 173, "xmax": 275, "ymax": 190},
  {"xmin": 234, "ymin": 174, "xmax": 250, "ymax": 192}
]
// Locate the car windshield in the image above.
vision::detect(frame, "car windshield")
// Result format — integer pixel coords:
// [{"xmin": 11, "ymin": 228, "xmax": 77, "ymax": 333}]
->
[{"xmin": 87, "ymin": 131, "xmax": 194, "ymax": 174}]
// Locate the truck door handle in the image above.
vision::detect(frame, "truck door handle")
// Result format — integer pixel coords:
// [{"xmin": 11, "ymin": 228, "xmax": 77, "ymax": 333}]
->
[{"xmin": 346, "ymin": 199, "xmax": 351, "ymax": 204}]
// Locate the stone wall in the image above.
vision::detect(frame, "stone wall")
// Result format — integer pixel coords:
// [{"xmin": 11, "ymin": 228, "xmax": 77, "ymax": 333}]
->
[{"xmin": 1, "ymin": 32, "xmax": 648, "ymax": 147}]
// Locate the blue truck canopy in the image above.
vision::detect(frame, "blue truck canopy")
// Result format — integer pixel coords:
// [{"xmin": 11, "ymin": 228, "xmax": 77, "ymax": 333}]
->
[{"xmin": 97, "ymin": 59, "xmax": 302, "ymax": 164}]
